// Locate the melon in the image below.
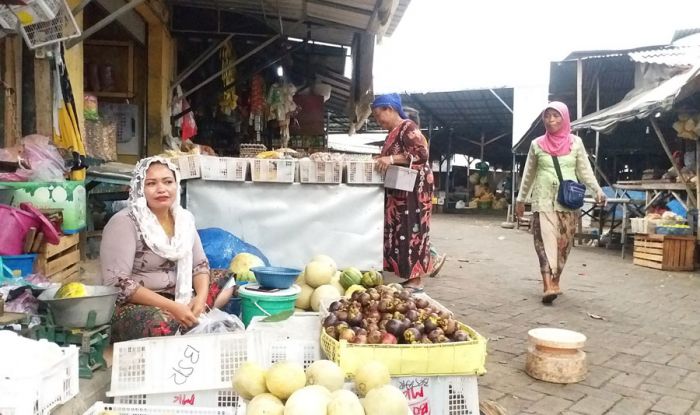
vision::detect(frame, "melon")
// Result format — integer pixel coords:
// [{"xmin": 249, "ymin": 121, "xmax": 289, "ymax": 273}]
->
[
  {"xmin": 339, "ymin": 267, "xmax": 362, "ymax": 289},
  {"xmin": 360, "ymin": 270, "xmax": 382, "ymax": 288},
  {"xmin": 362, "ymin": 385, "xmax": 409, "ymax": 415},
  {"xmin": 329, "ymin": 273, "xmax": 345, "ymax": 296},
  {"xmin": 311, "ymin": 254, "xmax": 337, "ymax": 274},
  {"xmin": 230, "ymin": 253, "xmax": 265, "ymax": 275},
  {"xmin": 344, "ymin": 284, "xmax": 366, "ymax": 298},
  {"xmin": 266, "ymin": 361, "xmax": 306, "ymax": 400},
  {"xmin": 55, "ymin": 282, "xmax": 87, "ymax": 299},
  {"xmin": 311, "ymin": 285, "xmax": 342, "ymax": 312},
  {"xmin": 305, "ymin": 261, "xmax": 334, "ymax": 288},
  {"xmin": 295, "ymin": 284, "xmax": 314, "ymax": 310},
  {"xmin": 232, "ymin": 362, "xmax": 268, "ymax": 400},
  {"xmin": 305, "ymin": 360, "xmax": 345, "ymax": 392},
  {"xmin": 354, "ymin": 360, "xmax": 390, "ymax": 397},
  {"xmin": 247, "ymin": 393, "xmax": 284, "ymax": 415},
  {"xmin": 327, "ymin": 390, "xmax": 364, "ymax": 415},
  {"xmin": 284, "ymin": 385, "xmax": 331, "ymax": 415}
]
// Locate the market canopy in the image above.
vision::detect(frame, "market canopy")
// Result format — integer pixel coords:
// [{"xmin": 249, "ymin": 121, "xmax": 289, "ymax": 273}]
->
[{"xmin": 571, "ymin": 63, "xmax": 700, "ymax": 133}]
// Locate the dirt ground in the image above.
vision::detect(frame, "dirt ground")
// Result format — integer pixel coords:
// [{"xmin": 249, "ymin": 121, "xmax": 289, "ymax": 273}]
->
[{"xmin": 425, "ymin": 212, "xmax": 700, "ymax": 415}]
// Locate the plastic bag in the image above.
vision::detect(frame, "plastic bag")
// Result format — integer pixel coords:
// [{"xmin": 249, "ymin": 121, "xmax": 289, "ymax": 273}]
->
[
  {"xmin": 185, "ymin": 308, "xmax": 245, "ymax": 335},
  {"xmin": 198, "ymin": 228, "xmax": 270, "ymax": 269}
]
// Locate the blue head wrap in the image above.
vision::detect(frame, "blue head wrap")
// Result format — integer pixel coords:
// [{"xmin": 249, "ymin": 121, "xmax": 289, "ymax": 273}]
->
[{"xmin": 371, "ymin": 93, "xmax": 408, "ymax": 119}]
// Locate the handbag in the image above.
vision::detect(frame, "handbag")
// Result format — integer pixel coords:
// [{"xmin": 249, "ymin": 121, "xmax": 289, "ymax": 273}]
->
[{"xmin": 551, "ymin": 155, "xmax": 586, "ymax": 209}]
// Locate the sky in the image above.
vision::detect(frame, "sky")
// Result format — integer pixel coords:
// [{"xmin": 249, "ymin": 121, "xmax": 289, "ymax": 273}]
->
[{"xmin": 373, "ymin": 0, "xmax": 700, "ymax": 93}]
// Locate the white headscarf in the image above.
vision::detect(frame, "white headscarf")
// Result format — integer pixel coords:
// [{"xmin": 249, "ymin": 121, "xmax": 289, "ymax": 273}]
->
[{"xmin": 129, "ymin": 156, "xmax": 196, "ymax": 304}]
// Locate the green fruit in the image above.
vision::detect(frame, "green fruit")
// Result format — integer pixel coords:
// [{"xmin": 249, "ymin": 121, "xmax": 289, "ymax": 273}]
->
[
  {"xmin": 361, "ymin": 270, "xmax": 383, "ymax": 288},
  {"xmin": 339, "ymin": 267, "xmax": 362, "ymax": 289}
]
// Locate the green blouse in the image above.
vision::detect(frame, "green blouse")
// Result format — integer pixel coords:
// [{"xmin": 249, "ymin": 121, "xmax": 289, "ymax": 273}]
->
[{"xmin": 516, "ymin": 136, "xmax": 603, "ymax": 212}]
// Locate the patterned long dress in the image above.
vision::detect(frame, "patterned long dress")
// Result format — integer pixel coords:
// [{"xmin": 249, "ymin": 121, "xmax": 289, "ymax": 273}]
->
[{"xmin": 382, "ymin": 120, "xmax": 434, "ymax": 279}]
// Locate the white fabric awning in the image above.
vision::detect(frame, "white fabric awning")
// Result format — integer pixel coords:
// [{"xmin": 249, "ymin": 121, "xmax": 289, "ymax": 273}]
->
[{"xmin": 572, "ymin": 63, "xmax": 700, "ymax": 133}]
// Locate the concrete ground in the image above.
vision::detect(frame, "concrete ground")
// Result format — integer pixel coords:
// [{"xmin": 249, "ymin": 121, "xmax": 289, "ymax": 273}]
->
[
  {"xmin": 53, "ymin": 212, "xmax": 700, "ymax": 414},
  {"xmin": 424, "ymin": 212, "xmax": 700, "ymax": 415}
]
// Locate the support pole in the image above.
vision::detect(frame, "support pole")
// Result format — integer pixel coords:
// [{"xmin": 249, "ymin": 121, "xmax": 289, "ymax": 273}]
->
[
  {"xmin": 650, "ymin": 117, "xmax": 696, "ymax": 208},
  {"xmin": 594, "ymin": 77, "xmax": 601, "ymax": 178},
  {"xmin": 446, "ymin": 129, "xmax": 453, "ymax": 193},
  {"xmin": 696, "ymin": 140, "xmax": 699, "ymax": 240},
  {"xmin": 512, "ymin": 153, "xmax": 517, "ymax": 221},
  {"xmin": 576, "ymin": 58, "xmax": 583, "ymax": 120}
]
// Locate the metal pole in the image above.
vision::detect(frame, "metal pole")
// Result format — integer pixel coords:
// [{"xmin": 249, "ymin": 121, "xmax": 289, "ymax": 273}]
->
[
  {"xmin": 182, "ymin": 34, "xmax": 280, "ymax": 99},
  {"xmin": 650, "ymin": 117, "xmax": 696, "ymax": 208},
  {"xmin": 446, "ymin": 129, "xmax": 453, "ymax": 193},
  {"xmin": 696, "ymin": 140, "xmax": 699, "ymax": 240},
  {"xmin": 576, "ymin": 58, "xmax": 583, "ymax": 120},
  {"xmin": 66, "ymin": 0, "xmax": 146, "ymax": 48},
  {"xmin": 480, "ymin": 132, "xmax": 485, "ymax": 162},
  {"xmin": 172, "ymin": 34, "xmax": 234, "ymax": 91},
  {"xmin": 594, "ymin": 78, "xmax": 601, "ymax": 178},
  {"xmin": 512, "ymin": 153, "xmax": 517, "ymax": 221}
]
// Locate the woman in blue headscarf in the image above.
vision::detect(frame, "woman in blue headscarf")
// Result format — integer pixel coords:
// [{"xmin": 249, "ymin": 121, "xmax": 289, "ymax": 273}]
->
[{"xmin": 372, "ymin": 93, "xmax": 435, "ymax": 292}]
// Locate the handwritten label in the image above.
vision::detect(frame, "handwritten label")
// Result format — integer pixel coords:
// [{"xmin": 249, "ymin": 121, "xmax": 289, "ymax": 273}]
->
[
  {"xmin": 397, "ymin": 377, "xmax": 432, "ymax": 415},
  {"xmin": 169, "ymin": 344, "xmax": 201, "ymax": 386},
  {"xmin": 172, "ymin": 393, "xmax": 196, "ymax": 405}
]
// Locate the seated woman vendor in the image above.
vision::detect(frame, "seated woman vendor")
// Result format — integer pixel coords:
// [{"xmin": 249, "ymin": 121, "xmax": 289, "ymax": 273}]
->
[{"xmin": 100, "ymin": 156, "xmax": 233, "ymax": 342}]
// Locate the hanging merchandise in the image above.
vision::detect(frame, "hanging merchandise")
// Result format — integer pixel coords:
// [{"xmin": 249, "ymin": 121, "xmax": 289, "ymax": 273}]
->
[
  {"xmin": 267, "ymin": 82, "xmax": 298, "ymax": 148},
  {"xmin": 219, "ymin": 41, "xmax": 238, "ymax": 115},
  {"xmin": 172, "ymin": 85, "xmax": 197, "ymax": 141},
  {"xmin": 52, "ymin": 44, "xmax": 86, "ymax": 180},
  {"xmin": 250, "ymin": 74, "xmax": 265, "ymax": 142},
  {"xmin": 673, "ymin": 113, "xmax": 700, "ymax": 140}
]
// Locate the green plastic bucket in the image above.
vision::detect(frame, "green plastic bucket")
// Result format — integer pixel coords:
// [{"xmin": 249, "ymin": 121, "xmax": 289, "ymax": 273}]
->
[{"xmin": 239, "ymin": 284, "xmax": 300, "ymax": 326}]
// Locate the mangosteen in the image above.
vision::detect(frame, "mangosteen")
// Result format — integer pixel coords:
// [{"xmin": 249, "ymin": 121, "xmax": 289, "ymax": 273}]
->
[
  {"xmin": 339, "ymin": 327, "xmax": 356, "ymax": 342},
  {"xmin": 413, "ymin": 322, "xmax": 425, "ymax": 334},
  {"xmin": 395, "ymin": 301, "xmax": 408, "ymax": 314},
  {"xmin": 355, "ymin": 327, "xmax": 368, "ymax": 337},
  {"xmin": 367, "ymin": 330, "xmax": 382, "ymax": 344},
  {"xmin": 385, "ymin": 319, "xmax": 404, "ymax": 337},
  {"xmin": 442, "ymin": 318, "xmax": 458, "ymax": 336},
  {"xmin": 452, "ymin": 330, "xmax": 470, "ymax": 342},
  {"xmin": 358, "ymin": 292, "xmax": 371, "ymax": 305},
  {"xmin": 323, "ymin": 314, "xmax": 338, "ymax": 328},
  {"xmin": 398, "ymin": 290, "xmax": 412, "ymax": 302},
  {"xmin": 403, "ymin": 327, "xmax": 422, "ymax": 343},
  {"xmin": 415, "ymin": 297, "xmax": 429, "ymax": 309},
  {"xmin": 405, "ymin": 309, "xmax": 419, "ymax": 322},
  {"xmin": 325, "ymin": 326, "xmax": 338, "ymax": 340},
  {"xmin": 366, "ymin": 322, "xmax": 379, "ymax": 333},
  {"xmin": 329, "ymin": 301, "xmax": 342, "ymax": 312},
  {"xmin": 335, "ymin": 310, "xmax": 349, "ymax": 322},
  {"xmin": 347, "ymin": 311, "xmax": 363, "ymax": 327},
  {"xmin": 424, "ymin": 316, "xmax": 439, "ymax": 333},
  {"xmin": 353, "ymin": 334, "xmax": 368, "ymax": 344}
]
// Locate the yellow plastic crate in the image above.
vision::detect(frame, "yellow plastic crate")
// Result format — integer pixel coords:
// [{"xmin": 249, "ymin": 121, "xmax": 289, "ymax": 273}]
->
[{"xmin": 320, "ymin": 323, "xmax": 487, "ymax": 377}]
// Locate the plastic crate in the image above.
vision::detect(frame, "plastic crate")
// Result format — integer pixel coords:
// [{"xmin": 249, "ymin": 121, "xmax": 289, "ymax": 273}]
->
[
  {"xmin": 630, "ymin": 218, "xmax": 660, "ymax": 234},
  {"xmin": 0, "ymin": 254, "xmax": 37, "ymax": 278},
  {"xmin": 113, "ymin": 389, "xmax": 243, "ymax": 409},
  {"xmin": 298, "ymin": 160, "xmax": 342, "ymax": 184},
  {"xmin": 392, "ymin": 375, "xmax": 479, "ymax": 415},
  {"xmin": 84, "ymin": 402, "xmax": 237, "ymax": 415},
  {"xmin": 320, "ymin": 322, "xmax": 487, "ymax": 378},
  {"xmin": 13, "ymin": 0, "xmax": 80, "ymax": 50},
  {"xmin": 108, "ymin": 332, "xmax": 247, "ymax": 398},
  {"xmin": 250, "ymin": 159, "xmax": 297, "ymax": 183},
  {"xmin": 200, "ymin": 156, "xmax": 249, "ymax": 182},
  {"xmin": 0, "ymin": 0, "xmax": 60, "ymax": 29},
  {"xmin": 1, "ymin": 180, "xmax": 87, "ymax": 232},
  {"xmin": 172, "ymin": 155, "xmax": 201, "ymax": 180},
  {"xmin": 0, "ymin": 345, "xmax": 79, "ymax": 415},
  {"xmin": 345, "ymin": 160, "xmax": 384, "ymax": 184},
  {"xmin": 246, "ymin": 312, "xmax": 321, "ymax": 369}
]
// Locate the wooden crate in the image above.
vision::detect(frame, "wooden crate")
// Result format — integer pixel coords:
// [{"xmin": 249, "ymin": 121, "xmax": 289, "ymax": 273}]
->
[
  {"xmin": 633, "ymin": 234, "xmax": 695, "ymax": 271},
  {"xmin": 36, "ymin": 233, "xmax": 80, "ymax": 283}
]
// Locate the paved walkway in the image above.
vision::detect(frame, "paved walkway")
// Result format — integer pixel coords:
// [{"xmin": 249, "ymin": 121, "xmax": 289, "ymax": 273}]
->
[{"xmin": 425, "ymin": 213, "xmax": 700, "ymax": 415}]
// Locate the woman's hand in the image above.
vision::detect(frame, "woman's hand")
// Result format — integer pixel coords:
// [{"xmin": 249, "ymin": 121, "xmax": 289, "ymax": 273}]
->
[
  {"xmin": 189, "ymin": 293, "xmax": 207, "ymax": 318},
  {"xmin": 595, "ymin": 192, "xmax": 607, "ymax": 206},
  {"xmin": 515, "ymin": 201, "xmax": 526, "ymax": 218},
  {"xmin": 374, "ymin": 155, "xmax": 393, "ymax": 174},
  {"xmin": 166, "ymin": 301, "xmax": 199, "ymax": 328}
]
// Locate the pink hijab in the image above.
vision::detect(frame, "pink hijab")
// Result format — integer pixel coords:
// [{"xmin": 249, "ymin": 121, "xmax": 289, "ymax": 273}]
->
[{"xmin": 537, "ymin": 101, "xmax": 572, "ymax": 156}]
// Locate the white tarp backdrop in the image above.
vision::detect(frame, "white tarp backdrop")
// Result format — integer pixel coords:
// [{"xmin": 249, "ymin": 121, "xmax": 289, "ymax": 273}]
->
[{"xmin": 186, "ymin": 181, "xmax": 384, "ymax": 270}]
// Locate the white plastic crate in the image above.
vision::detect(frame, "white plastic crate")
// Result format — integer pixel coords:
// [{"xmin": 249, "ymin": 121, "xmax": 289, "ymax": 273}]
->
[
  {"xmin": 172, "ymin": 154, "xmax": 201, "ymax": 180},
  {"xmin": 250, "ymin": 159, "xmax": 297, "ymax": 183},
  {"xmin": 630, "ymin": 217, "xmax": 660, "ymax": 234},
  {"xmin": 84, "ymin": 402, "xmax": 237, "ymax": 415},
  {"xmin": 0, "ymin": 0, "xmax": 60, "ymax": 29},
  {"xmin": 246, "ymin": 312, "xmax": 321, "ymax": 369},
  {"xmin": 113, "ymin": 389, "xmax": 244, "ymax": 409},
  {"xmin": 298, "ymin": 160, "xmax": 342, "ymax": 184},
  {"xmin": 391, "ymin": 375, "xmax": 479, "ymax": 415},
  {"xmin": 7, "ymin": 0, "xmax": 81, "ymax": 50},
  {"xmin": 108, "ymin": 332, "xmax": 247, "ymax": 398},
  {"xmin": 0, "ymin": 345, "xmax": 79, "ymax": 415},
  {"xmin": 200, "ymin": 156, "xmax": 249, "ymax": 181},
  {"xmin": 345, "ymin": 160, "xmax": 384, "ymax": 184}
]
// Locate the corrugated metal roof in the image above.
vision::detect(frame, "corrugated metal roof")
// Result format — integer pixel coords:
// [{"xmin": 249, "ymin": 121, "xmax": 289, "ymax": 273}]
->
[
  {"xmin": 167, "ymin": 0, "xmax": 411, "ymax": 45},
  {"xmin": 628, "ymin": 45, "xmax": 700, "ymax": 66}
]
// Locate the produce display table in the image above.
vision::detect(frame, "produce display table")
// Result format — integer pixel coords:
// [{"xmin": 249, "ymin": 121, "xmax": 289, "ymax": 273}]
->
[
  {"xmin": 614, "ymin": 181, "xmax": 689, "ymax": 211},
  {"xmin": 186, "ymin": 180, "xmax": 384, "ymax": 270}
]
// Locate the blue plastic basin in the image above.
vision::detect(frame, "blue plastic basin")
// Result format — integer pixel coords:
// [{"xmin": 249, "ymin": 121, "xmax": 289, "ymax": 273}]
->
[{"xmin": 250, "ymin": 266, "xmax": 302, "ymax": 289}]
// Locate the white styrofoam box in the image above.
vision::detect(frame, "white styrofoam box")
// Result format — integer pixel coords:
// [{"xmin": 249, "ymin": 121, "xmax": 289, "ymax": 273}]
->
[
  {"xmin": 250, "ymin": 159, "xmax": 297, "ymax": 183},
  {"xmin": 84, "ymin": 402, "xmax": 237, "ymax": 415},
  {"xmin": 246, "ymin": 312, "xmax": 321, "ymax": 369},
  {"xmin": 384, "ymin": 165, "xmax": 418, "ymax": 191},
  {"xmin": 108, "ymin": 332, "xmax": 247, "ymax": 398},
  {"xmin": 298, "ymin": 160, "xmax": 343, "ymax": 184},
  {"xmin": 172, "ymin": 154, "xmax": 202, "ymax": 180},
  {"xmin": 345, "ymin": 160, "xmax": 384, "ymax": 184},
  {"xmin": 113, "ymin": 389, "xmax": 244, "ymax": 410},
  {"xmin": 200, "ymin": 156, "xmax": 249, "ymax": 182},
  {"xmin": 0, "ymin": 344, "xmax": 79, "ymax": 415},
  {"xmin": 391, "ymin": 375, "xmax": 479, "ymax": 415}
]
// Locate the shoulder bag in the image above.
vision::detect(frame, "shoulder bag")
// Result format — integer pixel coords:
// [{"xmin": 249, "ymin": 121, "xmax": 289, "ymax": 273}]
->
[{"xmin": 551, "ymin": 155, "xmax": 586, "ymax": 209}]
